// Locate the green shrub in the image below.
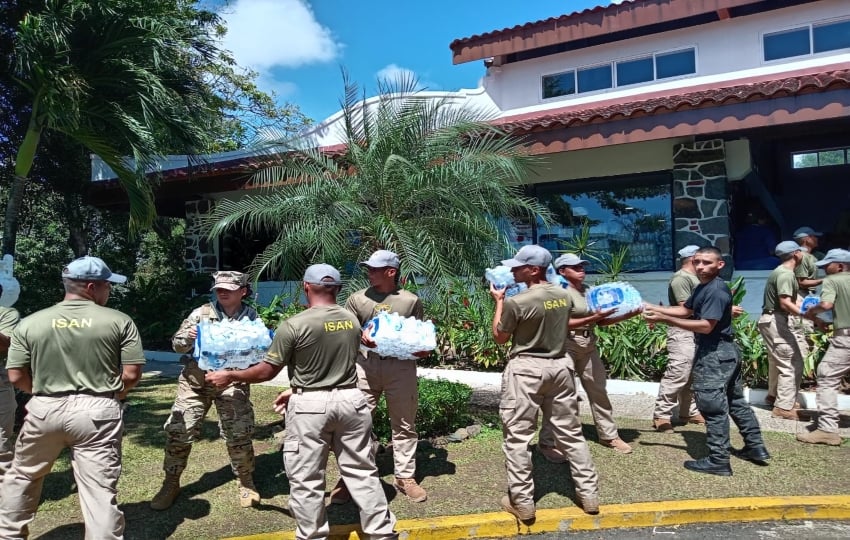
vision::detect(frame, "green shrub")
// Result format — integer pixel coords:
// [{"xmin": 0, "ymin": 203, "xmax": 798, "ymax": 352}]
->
[
  {"xmin": 248, "ymin": 292, "xmax": 306, "ymax": 329},
  {"xmin": 595, "ymin": 318, "xmax": 669, "ymax": 381},
  {"xmin": 371, "ymin": 377, "xmax": 473, "ymax": 441}
]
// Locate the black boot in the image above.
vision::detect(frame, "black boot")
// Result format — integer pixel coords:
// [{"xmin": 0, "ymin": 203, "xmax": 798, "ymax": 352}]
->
[
  {"xmin": 684, "ymin": 457, "xmax": 732, "ymax": 476},
  {"xmin": 731, "ymin": 445, "xmax": 770, "ymax": 465}
]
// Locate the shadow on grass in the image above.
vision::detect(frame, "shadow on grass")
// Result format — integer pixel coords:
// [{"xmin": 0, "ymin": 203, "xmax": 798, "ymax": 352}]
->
[{"xmin": 637, "ymin": 428, "xmax": 709, "ymax": 459}]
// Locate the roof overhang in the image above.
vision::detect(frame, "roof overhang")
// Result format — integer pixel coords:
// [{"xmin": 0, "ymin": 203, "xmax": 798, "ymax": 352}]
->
[
  {"xmin": 496, "ymin": 65, "xmax": 850, "ymax": 153},
  {"xmin": 450, "ymin": 0, "xmax": 813, "ymax": 65}
]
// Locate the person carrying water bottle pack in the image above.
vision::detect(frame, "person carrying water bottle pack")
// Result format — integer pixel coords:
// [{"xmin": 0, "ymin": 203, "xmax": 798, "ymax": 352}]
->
[{"xmin": 150, "ymin": 271, "xmax": 260, "ymax": 511}]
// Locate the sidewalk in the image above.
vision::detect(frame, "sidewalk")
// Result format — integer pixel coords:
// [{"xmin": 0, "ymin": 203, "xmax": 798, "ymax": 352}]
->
[{"xmin": 141, "ymin": 361, "xmax": 850, "ymax": 540}]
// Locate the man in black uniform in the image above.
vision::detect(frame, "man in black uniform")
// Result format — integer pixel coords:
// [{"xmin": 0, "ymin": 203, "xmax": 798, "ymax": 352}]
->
[
  {"xmin": 206, "ymin": 264, "xmax": 397, "ymax": 540},
  {"xmin": 643, "ymin": 247, "xmax": 769, "ymax": 476}
]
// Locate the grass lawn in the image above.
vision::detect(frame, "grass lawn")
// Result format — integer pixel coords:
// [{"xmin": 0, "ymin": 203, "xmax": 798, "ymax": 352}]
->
[{"xmin": 25, "ymin": 376, "xmax": 850, "ymax": 539}]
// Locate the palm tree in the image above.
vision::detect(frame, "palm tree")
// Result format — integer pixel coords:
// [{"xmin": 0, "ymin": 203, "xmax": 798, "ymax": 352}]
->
[
  {"xmin": 4, "ymin": 0, "xmax": 220, "ymax": 256},
  {"xmin": 206, "ymin": 75, "xmax": 551, "ymax": 295}
]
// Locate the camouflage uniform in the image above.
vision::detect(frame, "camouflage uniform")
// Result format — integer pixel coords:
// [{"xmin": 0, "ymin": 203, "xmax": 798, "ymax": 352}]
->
[{"xmin": 163, "ymin": 301, "xmax": 258, "ymax": 478}]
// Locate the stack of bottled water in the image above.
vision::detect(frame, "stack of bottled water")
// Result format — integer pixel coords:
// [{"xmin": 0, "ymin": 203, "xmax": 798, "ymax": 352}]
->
[
  {"xmin": 194, "ymin": 317, "xmax": 274, "ymax": 370},
  {"xmin": 545, "ymin": 264, "xmax": 569, "ymax": 289},
  {"xmin": 800, "ymin": 296, "xmax": 833, "ymax": 323},
  {"xmin": 364, "ymin": 312, "xmax": 437, "ymax": 360},
  {"xmin": 585, "ymin": 282, "xmax": 643, "ymax": 319},
  {"xmin": 484, "ymin": 266, "xmax": 527, "ymax": 297}
]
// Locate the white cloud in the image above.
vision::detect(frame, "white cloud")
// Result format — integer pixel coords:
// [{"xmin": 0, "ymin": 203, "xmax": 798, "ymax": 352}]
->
[
  {"xmin": 220, "ymin": 0, "xmax": 341, "ymax": 70},
  {"xmin": 375, "ymin": 64, "xmax": 439, "ymax": 91}
]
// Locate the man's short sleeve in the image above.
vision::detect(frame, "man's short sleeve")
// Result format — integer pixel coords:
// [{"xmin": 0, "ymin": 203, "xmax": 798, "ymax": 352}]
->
[
  {"xmin": 670, "ymin": 275, "xmax": 694, "ymax": 305},
  {"xmin": 412, "ymin": 297, "xmax": 424, "ymax": 320},
  {"xmin": 684, "ymin": 292, "xmax": 696, "ymax": 311},
  {"xmin": 0, "ymin": 308, "xmax": 19, "ymax": 337},
  {"xmin": 6, "ymin": 329, "xmax": 30, "ymax": 369},
  {"xmin": 121, "ymin": 318, "xmax": 146, "ymax": 365},
  {"xmin": 265, "ymin": 320, "xmax": 296, "ymax": 367},
  {"xmin": 821, "ymin": 277, "xmax": 837, "ymax": 304},
  {"xmin": 497, "ymin": 298, "xmax": 520, "ymax": 335},
  {"xmin": 696, "ymin": 284, "xmax": 728, "ymax": 322},
  {"xmin": 776, "ymin": 271, "xmax": 797, "ymax": 298}
]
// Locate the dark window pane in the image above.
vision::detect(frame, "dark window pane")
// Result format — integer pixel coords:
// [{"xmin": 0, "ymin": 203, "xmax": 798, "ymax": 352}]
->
[
  {"xmin": 818, "ymin": 150, "xmax": 845, "ymax": 166},
  {"xmin": 616, "ymin": 57, "xmax": 653, "ymax": 86},
  {"xmin": 577, "ymin": 64, "xmax": 612, "ymax": 93},
  {"xmin": 764, "ymin": 27, "xmax": 810, "ymax": 60},
  {"xmin": 655, "ymin": 48, "xmax": 696, "ymax": 79},
  {"xmin": 542, "ymin": 71, "xmax": 575, "ymax": 98},
  {"xmin": 535, "ymin": 177, "xmax": 673, "ymax": 272},
  {"xmin": 813, "ymin": 20, "xmax": 850, "ymax": 53}
]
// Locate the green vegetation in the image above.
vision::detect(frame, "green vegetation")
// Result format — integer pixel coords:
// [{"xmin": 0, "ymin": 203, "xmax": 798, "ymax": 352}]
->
[{"xmin": 372, "ymin": 378, "xmax": 474, "ymax": 442}]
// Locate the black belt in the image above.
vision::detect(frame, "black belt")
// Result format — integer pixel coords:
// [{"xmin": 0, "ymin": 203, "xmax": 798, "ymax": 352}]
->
[
  {"xmin": 291, "ymin": 384, "xmax": 358, "ymax": 393},
  {"xmin": 834, "ymin": 327, "xmax": 850, "ymax": 337},
  {"xmin": 570, "ymin": 328, "xmax": 593, "ymax": 338},
  {"xmin": 33, "ymin": 390, "xmax": 117, "ymax": 398}
]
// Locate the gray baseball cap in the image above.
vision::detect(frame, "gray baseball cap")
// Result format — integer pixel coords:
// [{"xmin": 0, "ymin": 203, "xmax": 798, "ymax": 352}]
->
[
  {"xmin": 553, "ymin": 253, "xmax": 588, "ymax": 268},
  {"xmin": 303, "ymin": 263, "xmax": 342, "ymax": 285},
  {"xmin": 61, "ymin": 256, "xmax": 127, "ymax": 284},
  {"xmin": 501, "ymin": 245, "xmax": 552, "ymax": 268},
  {"xmin": 775, "ymin": 240, "xmax": 802, "ymax": 257},
  {"xmin": 816, "ymin": 249, "xmax": 850, "ymax": 267},
  {"xmin": 359, "ymin": 250, "xmax": 400, "ymax": 269},
  {"xmin": 678, "ymin": 245, "xmax": 700, "ymax": 259},
  {"xmin": 792, "ymin": 226, "xmax": 822, "ymax": 240}
]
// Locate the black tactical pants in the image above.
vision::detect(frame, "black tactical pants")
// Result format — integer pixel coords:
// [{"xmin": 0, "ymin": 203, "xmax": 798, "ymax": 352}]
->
[{"xmin": 692, "ymin": 341, "xmax": 765, "ymax": 462}]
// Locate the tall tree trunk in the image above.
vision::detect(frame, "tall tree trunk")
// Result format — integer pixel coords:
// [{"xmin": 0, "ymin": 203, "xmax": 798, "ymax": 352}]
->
[
  {"xmin": 3, "ymin": 122, "xmax": 42, "ymax": 257},
  {"xmin": 65, "ymin": 193, "xmax": 88, "ymax": 257}
]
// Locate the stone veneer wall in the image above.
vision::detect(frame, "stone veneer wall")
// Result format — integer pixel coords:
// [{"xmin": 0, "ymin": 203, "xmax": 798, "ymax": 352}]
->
[
  {"xmin": 184, "ymin": 200, "xmax": 218, "ymax": 272},
  {"xmin": 672, "ymin": 139, "xmax": 732, "ymax": 269}
]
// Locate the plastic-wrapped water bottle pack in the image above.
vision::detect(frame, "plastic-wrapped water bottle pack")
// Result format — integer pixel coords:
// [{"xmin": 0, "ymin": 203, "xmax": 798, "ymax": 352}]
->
[
  {"xmin": 364, "ymin": 311, "xmax": 437, "ymax": 360},
  {"xmin": 585, "ymin": 282, "xmax": 643, "ymax": 319},
  {"xmin": 800, "ymin": 295, "xmax": 834, "ymax": 323},
  {"xmin": 484, "ymin": 266, "xmax": 527, "ymax": 297},
  {"xmin": 194, "ymin": 317, "xmax": 274, "ymax": 370},
  {"xmin": 545, "ymin": 264, "xmax": 569, "ymax": 289}
]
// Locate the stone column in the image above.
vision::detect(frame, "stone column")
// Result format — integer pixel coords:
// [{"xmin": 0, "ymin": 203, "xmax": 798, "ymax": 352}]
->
[
  {"xmin": 184, "ymin": 199, "xmax": 218, "ymax": 273},
  {"xmin": 672, "ymin": 140, "xmax": 732, "ymax": 271}
]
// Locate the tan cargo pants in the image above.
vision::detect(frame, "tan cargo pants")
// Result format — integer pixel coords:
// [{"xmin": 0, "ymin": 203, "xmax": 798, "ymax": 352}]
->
[
  {"xmin": 653, "ymin": 326, "xmax": 699, "ymax": 420},
  {"xmin": 0, "ymin": 394, "xmax": 124, "ymax": 540},
  {"xmin": 356, "ymin": 352, "xmax": 418, "ymax": 478},
  {"xmin": 813, "ymin": 335, "xmax": 850, "ymax": 433},
  {"xmin": 500, "ymin": 355, "xmax": 599, "ymax": 507},
  {"xmin": 758, "ymin": 312, "xmax": 804, "ymax": 410},
  {"xmin": 566, "ymin": 333, "xmax": 620, "ymax": 441},
  {"xmin": 282, "ymin": 387, "xmax": 398, "ymax": 540},
  {"xmin": 0, "ymin": 379, "xmax": 15, "ymax": 483}
]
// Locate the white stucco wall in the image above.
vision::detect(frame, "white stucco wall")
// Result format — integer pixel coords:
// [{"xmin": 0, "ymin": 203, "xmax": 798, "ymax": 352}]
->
[{"xmin": 484, "ymin": 0, "xmax": 850, "ymax": 114}]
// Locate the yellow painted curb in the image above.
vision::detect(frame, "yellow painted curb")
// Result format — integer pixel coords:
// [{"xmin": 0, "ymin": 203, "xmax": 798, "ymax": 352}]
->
[{"xmin": 224, "ymin": 495, "xmax": 850, "ymax": 539}]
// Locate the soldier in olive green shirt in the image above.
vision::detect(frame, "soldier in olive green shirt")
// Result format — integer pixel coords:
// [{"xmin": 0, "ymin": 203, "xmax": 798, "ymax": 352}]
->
[
  {"xmin": 758, "ymin": 242, "xmax": 806, "ymax": 418},
  {"xmin": 491, "ymin": 245, "xmax": 599, "ymax": 522},
  {"xmin": 799, "ymin": 249, "xmax": 850, "ymax": 446},
  {"xmin": 0, "ymin": 298, "xmax": 21, "ymax": 483},
  {"xmin": 0, "ymin": 256, "xmax": 144, "ymax": 540},
  {"xmin": 205, "ymin": 264, "xmax": 398, "ymax": 540}
]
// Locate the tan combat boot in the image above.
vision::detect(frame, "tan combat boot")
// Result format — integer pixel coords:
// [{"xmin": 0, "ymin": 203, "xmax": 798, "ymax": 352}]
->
[
  {"xmin": 150, "ymin": 474, "xmax": 181, "ymax": 511},
  {"xmin": 238, "ymin": 475, "xmax": 261, "ymax": 508}
]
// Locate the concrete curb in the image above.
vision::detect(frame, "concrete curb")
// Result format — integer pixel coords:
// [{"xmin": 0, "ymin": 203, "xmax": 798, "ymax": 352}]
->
[{"xmin": 224, "ymin": 495, "xmax": 850, "ymax": 540}]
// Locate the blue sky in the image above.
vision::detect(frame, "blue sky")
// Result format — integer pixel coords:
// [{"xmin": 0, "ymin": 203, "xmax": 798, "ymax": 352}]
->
[{"xmin": 216, "ymin": 0, "xmax": 624, "ymax": 123}]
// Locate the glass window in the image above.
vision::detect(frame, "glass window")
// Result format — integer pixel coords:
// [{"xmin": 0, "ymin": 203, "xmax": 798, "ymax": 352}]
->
[
  {"xmin": 616, "ymin": 56, "xmax": 654, "ymax": 86},
  {"xmin": 792, "ymin": 152, "xmax": 818, "ymax": 169},
  {"xmin": 818, "ymin": 149, "xmax": 846, "ymax": 166},
  {"xmin": 535, "ymin": 176, "xmax": 673, "ymax": 272},
  {"xmin": 542, "ymin": 71, "xmax": 576, "ymax": 99},
  {"xmin": 655, "ymin": 48, "xmax": 696, "ymax": 79},
  {"xmin": 813, "ymin": 19, "xmax": 850, "ymax": 53},
  {"xmin": 577, "ymin": 64, "xmax": 612, "ymax": 93},
  {"xmin": 764, "ymin": 27, "xmax": 810, "ymax": 61}
]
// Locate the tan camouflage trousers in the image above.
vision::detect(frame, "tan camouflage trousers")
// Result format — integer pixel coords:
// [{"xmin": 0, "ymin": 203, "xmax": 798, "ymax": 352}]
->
[{"xmin": 162, "ymin": 369, "xmax": 256, "ymax": 478}]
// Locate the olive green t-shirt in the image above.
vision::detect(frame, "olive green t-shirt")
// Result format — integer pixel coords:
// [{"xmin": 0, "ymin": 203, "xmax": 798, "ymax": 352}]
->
[
  {"xmin": 0, "ymin": 306, "xmax": 21, "ymax": 370},
  {"xmin": 794, "ymin": 252, "xmax": 819, "ymax": 295},
  {"xmin": 763, "ymin": 265, "xmax": 799, "ymax": 313},
  {"xmin": 264, "ymin": 305, "xmax": 358, "ymax": 389},
  {"xmin": 668, "ymin": 269, "xmax": 700, "ymax": 306},
  {"xmin": 7, "ymin": 300, "xmax": 145, "ymax": 394},
  {"xmin": 820, "ymin": 272, "xmax": 850, "ymax": 330},
  {"xmin": 345, "ymin": 287, "xmax": 423, "ymax": 326},
  {"xmin": 498, "ymin": 283, "xmax": 572, "ymax": 358},
  {"xmin": 566, "ymin": 284, "xmax": 590, "ymax": 318}
]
